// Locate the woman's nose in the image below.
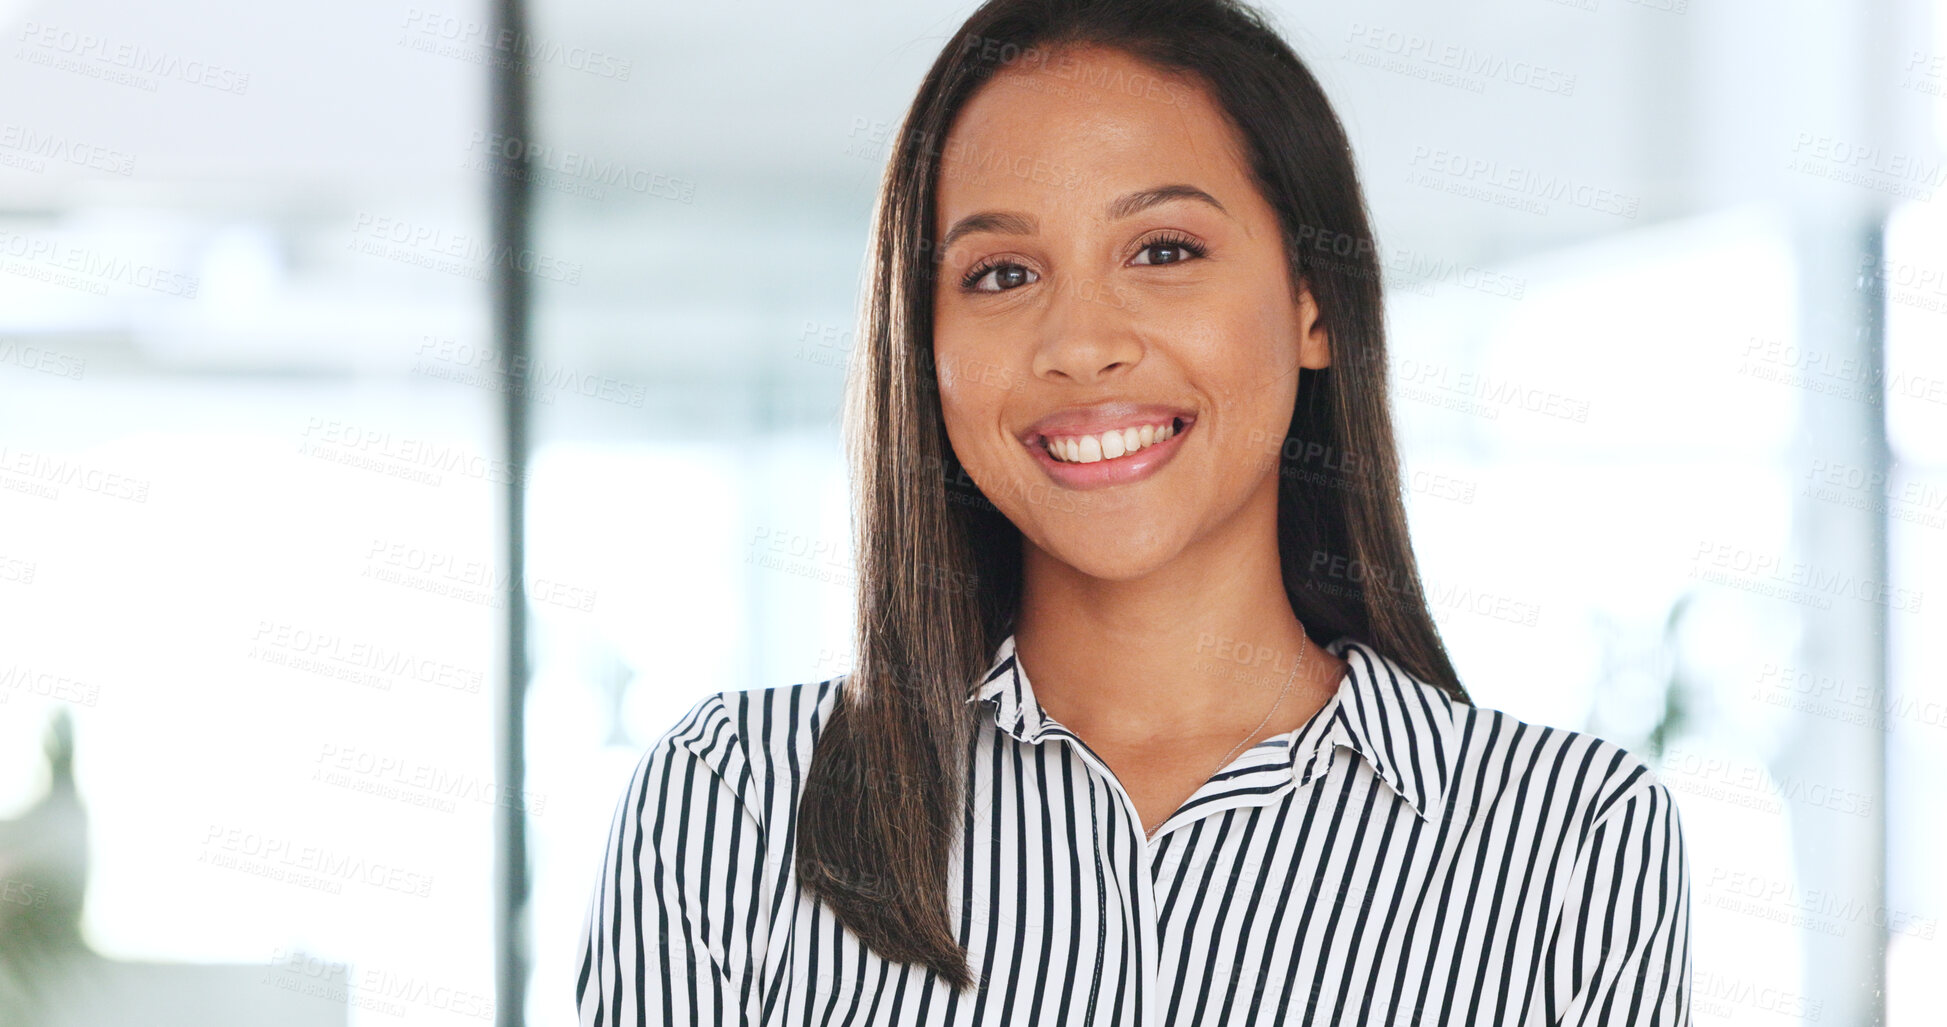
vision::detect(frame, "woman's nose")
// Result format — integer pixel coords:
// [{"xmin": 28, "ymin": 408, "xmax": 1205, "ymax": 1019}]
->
[{"xmin": 1030, "ymin": 274, "xmax": 1144, "ymax": 384}]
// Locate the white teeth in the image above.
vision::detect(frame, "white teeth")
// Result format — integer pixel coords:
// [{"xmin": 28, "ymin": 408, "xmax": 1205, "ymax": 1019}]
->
[{"xmin": 1045, "ymin": 420, "xmax": 1180, "ymax": 464}]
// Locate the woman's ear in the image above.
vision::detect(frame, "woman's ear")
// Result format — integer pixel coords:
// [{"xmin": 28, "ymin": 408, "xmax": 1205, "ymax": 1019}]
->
[{"xmin": 1295, "ymin": 276, "xmax": 1332, "ymax": 370}]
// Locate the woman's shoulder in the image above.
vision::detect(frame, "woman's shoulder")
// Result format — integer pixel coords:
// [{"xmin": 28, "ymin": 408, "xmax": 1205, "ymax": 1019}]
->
[
  {"xmin": 1337, "ymin": 636, "xmax": 1676, "ymax": 835},
  {"xmin": 642, "ymin": 673, "xmax": 850, "ymax": 834},
  {"xmin": 1443, "ymin": 698, "xmax": 1680, "ymax": 841}
]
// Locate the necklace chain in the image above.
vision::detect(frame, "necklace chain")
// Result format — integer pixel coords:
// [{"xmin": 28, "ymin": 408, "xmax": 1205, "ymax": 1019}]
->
[{"xmin": 1144, "ymin": 636, "xmax": 1306, "ymax": 838}]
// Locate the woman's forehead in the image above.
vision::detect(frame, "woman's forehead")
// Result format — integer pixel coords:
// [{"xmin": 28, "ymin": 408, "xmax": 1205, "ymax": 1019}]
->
[
  {"xmin": 935, "ymin": 53, "xmax": 1251, "ymax": 225},
  {"xmin": 946, "ymin": 47, "xmax": 1220, "ymax": 156}
]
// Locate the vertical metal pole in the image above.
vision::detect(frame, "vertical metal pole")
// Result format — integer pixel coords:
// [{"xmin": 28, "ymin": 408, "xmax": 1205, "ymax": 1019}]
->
[
  {"xmin": 488, "ymin": 0, "xmax": 532, "ymax": 1021},
  {"xmin": 1781, "ymin": 211, "xmax": 1889, "ymax": 1026}
]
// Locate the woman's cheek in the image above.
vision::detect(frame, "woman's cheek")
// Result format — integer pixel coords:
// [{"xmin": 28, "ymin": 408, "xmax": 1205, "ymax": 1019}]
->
[{"xmin": 936, "ymin": 380, "xmax": 992, "ymax": 467}]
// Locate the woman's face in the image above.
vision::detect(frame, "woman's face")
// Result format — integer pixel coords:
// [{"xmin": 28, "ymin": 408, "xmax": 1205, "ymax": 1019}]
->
[{"xmin": 932, "ymin": 45, "xmax": 1331, "ymax": 582}]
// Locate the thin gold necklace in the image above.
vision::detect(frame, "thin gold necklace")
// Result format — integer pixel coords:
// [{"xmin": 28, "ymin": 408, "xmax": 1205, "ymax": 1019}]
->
[{"xmin": 1144, "ymin": 637, "xmax": 1305, "ymax": 838}]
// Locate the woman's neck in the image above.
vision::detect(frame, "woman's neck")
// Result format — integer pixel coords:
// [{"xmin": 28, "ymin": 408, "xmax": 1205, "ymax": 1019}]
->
[{"xmin": 1010, "ymin": 511, "xmax": 1348, "ymax": 750}]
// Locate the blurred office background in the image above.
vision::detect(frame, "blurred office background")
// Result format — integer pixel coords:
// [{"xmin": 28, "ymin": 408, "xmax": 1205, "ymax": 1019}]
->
[{"xmin": 1, "ymin": 0, "xmax": 1943, "ymax": 1024}]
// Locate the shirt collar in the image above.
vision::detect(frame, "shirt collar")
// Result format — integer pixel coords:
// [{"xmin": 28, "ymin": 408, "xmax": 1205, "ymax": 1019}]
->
[{"xmin": 965, "ymin": 632, "xmax": 1458, "ymax": 822}]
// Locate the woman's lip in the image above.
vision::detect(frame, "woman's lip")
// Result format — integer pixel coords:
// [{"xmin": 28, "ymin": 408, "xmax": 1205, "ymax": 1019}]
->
[
  {"xmin": 1021, "ymin": 405, "xmax": 1198, "ymax": 444},
  {"xmin": 1022, "ymin": 418, "xmax": 1193, "ymax": 491},
  {"xmin": 1026, "ymin": 413, "xmax": 1197, "ymax": 446}
]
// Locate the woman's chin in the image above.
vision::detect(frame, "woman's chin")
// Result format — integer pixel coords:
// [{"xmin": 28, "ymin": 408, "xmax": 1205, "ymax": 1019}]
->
[{"xmin": 1028, "ymin": 534, "xmax": 1183, "ymax": 583}]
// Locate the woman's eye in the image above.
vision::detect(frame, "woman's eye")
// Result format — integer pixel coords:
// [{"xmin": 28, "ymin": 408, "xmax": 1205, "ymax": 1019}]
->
[
  {"xmin": 959, "ymin": 237, "xmax": 1204, "ymax": 292},
  {"xmin": 1132, "ymin": 236, "xmax": 1207, "ymax": 266},
  {"xmin": 962, "ymin": 262, "xmax": 1038, "ymax": 293}
]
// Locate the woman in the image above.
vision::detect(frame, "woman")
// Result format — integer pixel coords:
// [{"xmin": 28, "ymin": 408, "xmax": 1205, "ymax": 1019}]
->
[{"xmin": 579, "ymin": 0, "xmax": 1691, "ymax": 1023}]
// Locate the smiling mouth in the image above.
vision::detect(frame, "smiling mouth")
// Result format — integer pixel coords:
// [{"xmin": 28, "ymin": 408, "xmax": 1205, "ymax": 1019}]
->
[{"xmin": 1036, "ymin": 416, "xmax": 1192, "ymax": 464}]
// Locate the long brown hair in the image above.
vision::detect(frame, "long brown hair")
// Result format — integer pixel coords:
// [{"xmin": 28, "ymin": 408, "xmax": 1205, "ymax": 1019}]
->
[{"xmin": 795, "ymin": 0, "xmax": 1473, "ymax": 991}]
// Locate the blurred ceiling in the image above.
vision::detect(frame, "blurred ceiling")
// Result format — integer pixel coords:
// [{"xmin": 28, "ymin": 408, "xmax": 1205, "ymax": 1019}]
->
[{"xmin": 0, "ymin": 0, "xmax": 1938, "ymax": 407}]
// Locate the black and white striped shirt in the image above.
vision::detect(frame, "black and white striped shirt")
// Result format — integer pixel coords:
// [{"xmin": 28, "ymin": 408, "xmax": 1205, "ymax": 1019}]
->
[{"xmin": 577, "ymin": 632, "xmax": 1692, "ymax": 1026}]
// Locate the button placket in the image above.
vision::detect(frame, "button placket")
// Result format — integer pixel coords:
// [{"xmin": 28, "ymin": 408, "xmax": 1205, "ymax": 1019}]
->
[{"xmin": 1038, "ymin": 724, "xmax": 1148, "ymax": 1027}]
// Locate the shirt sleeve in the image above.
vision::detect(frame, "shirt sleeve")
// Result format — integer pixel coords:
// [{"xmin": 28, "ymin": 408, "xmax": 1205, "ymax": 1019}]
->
[
  {"xmin": 1543, "ymin": 776, "xmax": 1693, "ymax": 1026},
  {"xmin": 577, "ymin": 693, "xmax": 772, "ymax": 1027}
]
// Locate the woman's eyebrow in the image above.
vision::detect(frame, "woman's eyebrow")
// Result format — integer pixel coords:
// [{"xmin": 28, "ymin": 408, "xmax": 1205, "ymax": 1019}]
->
[
  {"xmin": 938, "ymin": 183, "xmax": 1228, "ymax": 252},
  {"xmin": 939, "ymin": 211, "xmax": 1037, "ymax": 253},
  {"xmin": 1106, "ymin": 184, "xmax": 1227, "ymax": 222}
]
